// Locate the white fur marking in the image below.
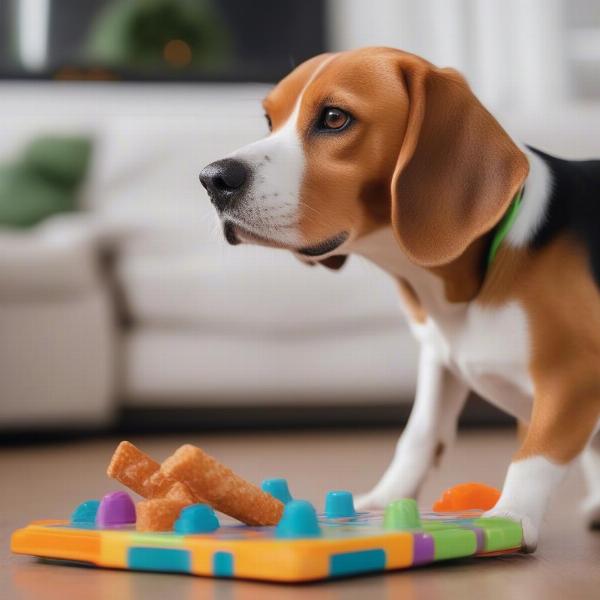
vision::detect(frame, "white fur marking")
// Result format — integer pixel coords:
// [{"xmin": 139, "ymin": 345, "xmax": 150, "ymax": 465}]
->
[
  {"xmin": 507, "ymin": 147, "xmax": 553, "ymax": 247},
  {"xmin": 354, "ymin": 227, "xmax": 534, "ymax": 421},
  {"xmin": 225, "ymin": 55, "xmax": 338, "ymax": 246},
  {"xmin": 485, "ymin": 456, "xmax": 567, "ymax": 552},
  {"xmin": 451, "ymin": 302, "xmax": 533, "ymax": 421}
]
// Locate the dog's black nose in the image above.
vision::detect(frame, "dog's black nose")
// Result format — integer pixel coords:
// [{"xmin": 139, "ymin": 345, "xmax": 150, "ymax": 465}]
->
[{"xmin": 199, "ymin": 159, "xmax": 249, "ymax": 211}]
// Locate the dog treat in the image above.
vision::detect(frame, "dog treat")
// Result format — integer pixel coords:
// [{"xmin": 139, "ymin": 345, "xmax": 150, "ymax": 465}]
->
[
  {"xmin": 107, "ymin": 441, "xmax": 196, "ymax": 504},
  {"xmin": 136, "ymin": 498, "xmax": 188, "ymax": 532},
  {"xmin": 161, "ymin": 444, "xmax": 284, "ymax": 526}
]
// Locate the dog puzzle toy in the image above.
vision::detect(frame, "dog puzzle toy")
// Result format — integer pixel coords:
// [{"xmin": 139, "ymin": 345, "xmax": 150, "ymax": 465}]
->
[{"xmin": 11, "ymin": 442, "xmax": 521, "ymax": 582}]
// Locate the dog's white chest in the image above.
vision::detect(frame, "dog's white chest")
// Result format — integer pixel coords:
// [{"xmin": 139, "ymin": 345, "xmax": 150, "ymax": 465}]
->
[
  {"xmin": 424, "ymin": 302, "xmax": 534, "ymax": 421},
  {"xmin": 354, "ymin": 227, "xmax": 535, "ymax": 422}
]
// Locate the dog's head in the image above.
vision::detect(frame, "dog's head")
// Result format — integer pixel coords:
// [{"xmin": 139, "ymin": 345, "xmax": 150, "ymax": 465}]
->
[{"xmin": 200, "ymin": 47, "xmax": 528, "ymax": 271}]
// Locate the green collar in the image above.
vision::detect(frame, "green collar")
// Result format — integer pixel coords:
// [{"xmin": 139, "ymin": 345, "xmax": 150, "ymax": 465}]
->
[{"xmin": 486, "ymin": 188, "xmax": 524, "ymax": 267}]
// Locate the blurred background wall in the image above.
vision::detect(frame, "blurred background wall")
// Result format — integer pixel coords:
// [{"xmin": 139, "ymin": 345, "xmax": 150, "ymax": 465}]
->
[{"xmin": 0, "ymin": 0, "xmax": 599, "ymax": 435}]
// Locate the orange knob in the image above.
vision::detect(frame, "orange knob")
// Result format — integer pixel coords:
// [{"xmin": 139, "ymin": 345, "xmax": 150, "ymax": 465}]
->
[{"xmin": 433, "ymin": 482, "xmax": 500, "ymax": 512}]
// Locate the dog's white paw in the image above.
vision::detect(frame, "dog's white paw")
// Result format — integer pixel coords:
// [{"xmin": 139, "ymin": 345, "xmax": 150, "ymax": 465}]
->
[
  {"xmin": 355, "ymin": 488, "xmax": 417, "ymax": 512},
  {"xmin": 483, "ymin": 507, "xmax": 539, "ymax": 553},
  {"xmin": 581, "ymin": 493, "xmax": 600, "ymax": 529},
  {"xmin": 355, "ymin": 491, "xmax": 386, "ymax": 512}
]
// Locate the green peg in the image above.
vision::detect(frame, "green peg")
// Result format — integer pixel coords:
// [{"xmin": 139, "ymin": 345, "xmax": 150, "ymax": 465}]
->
[{"xmin": 383, "ymin": 499, "xmax": 422, "ymax": 530}]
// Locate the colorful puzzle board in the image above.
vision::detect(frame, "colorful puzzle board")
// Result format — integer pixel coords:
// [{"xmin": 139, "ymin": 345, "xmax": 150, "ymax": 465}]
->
[{"xmin": 11, "ymin": 509, "xmax": 522, "ymax": 582}]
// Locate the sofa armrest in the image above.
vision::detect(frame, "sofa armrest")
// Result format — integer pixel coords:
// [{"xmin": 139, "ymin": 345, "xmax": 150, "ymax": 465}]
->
[{"xmin": 0, "ymin": 214, "xmax": 109, "ymax": 300}]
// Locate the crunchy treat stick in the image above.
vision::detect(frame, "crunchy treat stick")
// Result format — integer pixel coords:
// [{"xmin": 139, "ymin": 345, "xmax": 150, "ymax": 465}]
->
[
  {"xmin": 107, "ymin": 441, "xmax": 197, "ymax": 504},
  {"xmin": 136, "ymin": 498, "xmax": 188, "ymax": 532},
  {"xmin": 161, "ymin": 444, "xmax": 284, "ymax": 526}
]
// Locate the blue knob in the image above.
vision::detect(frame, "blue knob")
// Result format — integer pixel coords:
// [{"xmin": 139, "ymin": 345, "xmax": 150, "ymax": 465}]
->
[
  {"xmin": 324, "ymin": 490, "xmax": 356, "ymax": 518},
  {"xmin": 275, "ymin": 500, "xmax": 321, "ymax": 539},
  {"xmin": 261, "ymin": 478, "xmax": 293, "ymax": 504},
  {"xmin": 71, "ymin": 499, "xmax": 100, "ymax": 524},
  {"xmin": 174, "ymin": 504, "xmax": 220, "ymax": 534}
]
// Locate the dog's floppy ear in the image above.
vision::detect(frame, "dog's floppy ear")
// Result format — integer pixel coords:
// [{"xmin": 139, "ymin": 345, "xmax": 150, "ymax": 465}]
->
[{"xmin": 391, "ymin": 61, "xmax": 529, "ymax": 267}]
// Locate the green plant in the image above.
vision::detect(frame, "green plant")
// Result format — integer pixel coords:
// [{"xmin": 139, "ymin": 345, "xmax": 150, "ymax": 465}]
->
[{"xmin": 87, "ymin": 0, "xmax": 230, "ymax": 70}]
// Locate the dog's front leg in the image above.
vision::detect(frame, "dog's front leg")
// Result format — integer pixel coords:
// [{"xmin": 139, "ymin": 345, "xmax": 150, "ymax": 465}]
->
[
  {"xmin": 485, "ymin": 367, "xmax": 600, "ymax": 552},
  {"xmin": 355, "ymin": 345, "xmax": 469, "ymax": 511},
  {"xmin": 580, "ymin": 431, "xmax": 600, "ymax": 527},
  {"xmin": 484, "ymin": 455, "xmax": 566, "ymax": 553}
]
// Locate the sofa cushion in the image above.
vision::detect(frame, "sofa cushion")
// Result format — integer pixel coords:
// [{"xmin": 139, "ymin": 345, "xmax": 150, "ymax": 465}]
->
[
  {"xmin": 117, "ymin": 242, "xmax": 406, "ymax": 331},
  {"xmin": 0, "ymin": 136, "xmax": 92, "ymax": 228},
  {"xmin": 100, "ymin": 113, "xmax": 408, "ymax": 332},
  {"xmin": 0, "ymin": 214, "xmax": 107, "ymax": 300},
  {"xmin": 124, "ymin": 323, "xmax": 419, "ymax": 403},
  {"xmin": 0, "ymin": 164, "xmax": 75, "ymax": 228}
]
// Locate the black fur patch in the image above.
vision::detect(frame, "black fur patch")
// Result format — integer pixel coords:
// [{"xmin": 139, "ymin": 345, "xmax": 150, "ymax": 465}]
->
[{"xmin": 528, "ymin": 146, "xmax": 600, "ymax": 285}]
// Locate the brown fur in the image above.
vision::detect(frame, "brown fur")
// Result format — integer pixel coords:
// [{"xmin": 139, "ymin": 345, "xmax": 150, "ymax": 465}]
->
[
  {"xmin": 479, "ymin": 236, "xmax": 600, "ymax": 463},
  {"xmin": 263, "ymin": 53, "xmax": 334, "ymax": 131},
  {"xmin": 297, "ymin": 50, "xmax": 410, "ymax": 245},
  {"xmin": 434, "ymin": 441, "xmax": 445, "ymax": 466},
  {"xmin": 430, "ymin": 236, "xmax": 491, "ymax": 303},
  {"xmin": 390, "ymin": 60, "xmax": 528, "ymax": 268},
  {"xmin": 517, "ymin": 420, "xmax": 529, "ymax": 445},
  {"xmin": 261, "ymin": 48, "xmax": 600, "ymax": 467},
  {"xmin": 264, "ymin": 48, "xmax": 527, "ymax": 304},
  {"xmin": 397, "ymin": 278, "xmax": 428, "ymax": 323}
]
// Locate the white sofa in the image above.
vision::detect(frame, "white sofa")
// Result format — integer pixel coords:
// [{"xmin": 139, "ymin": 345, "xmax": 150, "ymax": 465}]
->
[
  {"xmin": 0, "ymin": 82, "xmax": 420, "ymax": 429},
  {"xmin": 0, "ymin": 215, "xmax": 115, "ymax": 428},
  {"xmin": 4, "ymin": 82, "xmax": 598, "ymax": 430}
]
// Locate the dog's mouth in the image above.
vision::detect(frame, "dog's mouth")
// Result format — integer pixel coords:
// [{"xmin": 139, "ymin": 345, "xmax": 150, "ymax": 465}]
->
[
  {"xmin": 223, "ymin": 221, "xmax": 348, "ymax": 257},
  {"xmin": 297, "ymin": 232, "xmax": 349, "ymax": 256},
  {"xmin": 223, "ymin": 221, "xmax": 283, "ymax": 248},
  {"xmin": 223, "ymin": 221, "xmax": 242, "ymax": 246}
]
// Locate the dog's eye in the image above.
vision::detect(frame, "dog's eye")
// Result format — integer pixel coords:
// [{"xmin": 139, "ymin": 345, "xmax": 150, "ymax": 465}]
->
[
  {"xmin": 265, "ymin": 113, "xmax": 272, "ymax": 131},
  {"xmin": 320, "ymin": 107, "xmax": 350, "ymax": 131}
]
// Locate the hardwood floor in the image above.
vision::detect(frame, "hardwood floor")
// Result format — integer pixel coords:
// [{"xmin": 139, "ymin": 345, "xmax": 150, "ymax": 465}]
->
[{"xmin": 3, "ymin": 429, "xmax": 600, "ymax": 599}]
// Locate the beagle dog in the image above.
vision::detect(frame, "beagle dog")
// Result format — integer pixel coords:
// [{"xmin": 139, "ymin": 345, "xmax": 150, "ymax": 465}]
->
[{"xmin": 200, "ymin": 47, "xmax": 600, "ymax": 552}]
